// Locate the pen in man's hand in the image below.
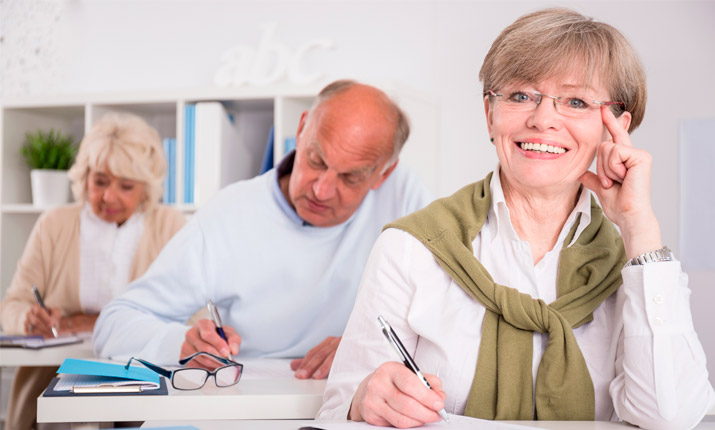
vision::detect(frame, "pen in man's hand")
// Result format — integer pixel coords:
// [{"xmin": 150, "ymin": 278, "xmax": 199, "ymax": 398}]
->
[
  {"xmin": 206, "ymin": 300, "xmax": 233, "ymax": 360},
  {"xmin": 31, "ymin": 284, "xmax": 58, "ymax": 338},
  {"xmin": 378, "ymin": 315, "xmax": 449, "ymax": 423}
]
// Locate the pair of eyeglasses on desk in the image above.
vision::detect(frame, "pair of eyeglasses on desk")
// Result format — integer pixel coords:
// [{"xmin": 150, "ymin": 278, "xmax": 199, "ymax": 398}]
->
[{"xmin": 125, "ymin": 351, "xmax": 244, "ymax": 390}]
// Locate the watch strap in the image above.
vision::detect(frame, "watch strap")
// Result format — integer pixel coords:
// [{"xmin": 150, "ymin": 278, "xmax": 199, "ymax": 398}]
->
[{"xmin": 624, "ymin": 246, "xmax": 673, "ymax": 267}]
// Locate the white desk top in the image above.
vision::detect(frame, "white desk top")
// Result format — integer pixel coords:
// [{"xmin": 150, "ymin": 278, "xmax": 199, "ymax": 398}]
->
[
  {"xmin": 37, "ymin": 358, "xmax": 326, "ymax": 423},
  {"xmin": 141, "ymin": 418, "xmax": 715, "ymax": 429},
  {"xmin": 0, "ymin": 338, "xmax": 94, "ymax": 367}
]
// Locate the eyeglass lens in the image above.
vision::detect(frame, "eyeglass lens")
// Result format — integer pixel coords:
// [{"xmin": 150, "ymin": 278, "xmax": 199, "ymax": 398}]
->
[
  {"xmin": 172, "ymin": 365, "xmax": 242, "ymax": 390},
  {"xmin": 491, "ymin": 89, "xmax": 621, "ymax": 118},
  {"xmin": 215, "ymin": 365, "xmax": 242, "ymax": 386},
  {"xmin": 173, "ymin": 368, "xmax": 211, "ymax": 390}
]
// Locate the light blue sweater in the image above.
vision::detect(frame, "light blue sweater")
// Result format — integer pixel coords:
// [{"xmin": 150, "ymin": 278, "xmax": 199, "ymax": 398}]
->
[{"xmin": 93, "ymin": 159, "xmax": 432, "ymax": 364}]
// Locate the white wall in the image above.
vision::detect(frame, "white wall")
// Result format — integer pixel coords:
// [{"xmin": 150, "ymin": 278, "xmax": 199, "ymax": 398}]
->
[{"xmin": 1, "ymin": 0, "xmax": 713, "ymax": 385}]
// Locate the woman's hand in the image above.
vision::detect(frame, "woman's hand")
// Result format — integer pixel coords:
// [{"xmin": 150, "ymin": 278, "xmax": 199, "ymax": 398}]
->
[
  {"xmin": 349, "ymin": 362, "xmax": 446, "ymax": 428},
  {"xmin": 59, "ymin": 313, "xmax": 99, "ymax": 334},
  {"xmin": 24, "ymin": 304, "xmax": 61, "ymax": 338},
  {"xmin": 181, "ymin": 318, "xmax": 241, "ymax": 369},
  {"xmin": 579, "ymin": 106, "xmax": 663, "ymax": 258}
]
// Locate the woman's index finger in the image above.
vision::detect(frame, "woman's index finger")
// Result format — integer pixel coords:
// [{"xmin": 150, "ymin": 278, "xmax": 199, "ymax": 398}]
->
[{"xmin": 601, "ymin": 105, "xmax": 631, "ymax": 147}]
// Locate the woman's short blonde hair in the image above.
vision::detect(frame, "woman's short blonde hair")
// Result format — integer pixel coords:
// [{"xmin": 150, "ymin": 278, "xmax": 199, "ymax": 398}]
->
[
  {"xmin": 479, "ymin": 8, "xmax": 647, "ymax": 132},
  {"xmin": 68, "ymin": 112, "xmax": 166, "ymax": 209}
]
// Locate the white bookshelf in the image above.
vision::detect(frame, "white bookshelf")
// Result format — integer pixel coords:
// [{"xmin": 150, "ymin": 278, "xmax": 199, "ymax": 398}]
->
[{"xmin": 0, "ymin": 87, "xmax": 319, "ymax": 300}]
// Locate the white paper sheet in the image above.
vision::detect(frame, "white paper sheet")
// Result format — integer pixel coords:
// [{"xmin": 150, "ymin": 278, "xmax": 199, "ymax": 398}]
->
[
  {"xmin": 239, "ymin": 358, "xmax": 296, "ymax": 380},
  {"xmin": 54, "ymin": 373, "xmax": 160, "ymax": 391},
  {"xmin": 314, "ymin": 414, "xmax": 542, "ymax": 429}
]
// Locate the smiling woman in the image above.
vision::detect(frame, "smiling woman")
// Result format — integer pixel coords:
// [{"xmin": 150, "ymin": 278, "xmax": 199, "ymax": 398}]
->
[
  {"xmin": 0, "ymin": 112, "xmax": 187, "ymax": 430},
  {"xmin": 317, "ymin": 7, "xmax": 714, "ymax": 429}
]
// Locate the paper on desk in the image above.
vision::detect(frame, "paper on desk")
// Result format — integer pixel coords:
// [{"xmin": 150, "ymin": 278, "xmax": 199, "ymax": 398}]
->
[
  {"xmin": 239, "ymin": 358, "xmax": 296, "ymax": 380},
  {"xmin": 0, "ymin": 335, "xmax": 81, "ymax": 349},
  {"xmin": 54, "ymin": 374, "xmax": 160, "ymax": 391},
  {"xmin": 58, "ymin": 358, "xmax": 160, "ymax": 384},
  {"xmin": 317, "ymin": 414, "xmax": 542, "ymax": 429}
]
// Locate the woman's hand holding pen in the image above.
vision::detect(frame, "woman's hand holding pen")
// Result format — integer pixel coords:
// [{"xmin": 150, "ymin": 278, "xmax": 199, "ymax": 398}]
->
[
  {"xmin": 181, "ymin": 318, "xmax": 241, "ymax": 369},
  {"xmin": 349, "ymin": 362, "xmax": 446, "ymax": 428},
  {"xmin": 24, "ymin": 304, "xmax": 61, "ymax": 338}
]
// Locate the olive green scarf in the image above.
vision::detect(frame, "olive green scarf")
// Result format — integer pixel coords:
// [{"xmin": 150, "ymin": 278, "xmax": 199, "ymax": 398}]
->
[{"xmin": 385, "ymin": 172, "xmax": 626, "ymax": 420}]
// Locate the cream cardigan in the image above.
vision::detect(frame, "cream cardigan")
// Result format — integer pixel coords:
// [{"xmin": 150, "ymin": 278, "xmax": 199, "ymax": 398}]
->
[{"xmin": 0, "ymin": 202, "xmax": 186, "ymax": 334}]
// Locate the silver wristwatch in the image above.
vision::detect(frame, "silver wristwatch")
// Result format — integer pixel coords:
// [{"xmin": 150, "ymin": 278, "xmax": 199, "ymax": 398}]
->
[{"xmin": 624, "ymin": 246, "xmax": 674, "ymax": 267}]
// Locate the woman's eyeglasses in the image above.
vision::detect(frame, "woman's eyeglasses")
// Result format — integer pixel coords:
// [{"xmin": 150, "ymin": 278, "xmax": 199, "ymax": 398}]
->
[
  {"xmin": 124, "ymin": 351, "xmax": 243, "ymax": 391},
  {"xmin": 486, "ymin": 89, "xmax": 625, "ymax": 119}
]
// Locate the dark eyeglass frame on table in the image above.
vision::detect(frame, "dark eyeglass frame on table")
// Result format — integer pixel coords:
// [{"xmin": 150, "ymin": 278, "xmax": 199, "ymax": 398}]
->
[{"xmin": 124, "ymin": 351, "xmax": 244, "ymax": 391}]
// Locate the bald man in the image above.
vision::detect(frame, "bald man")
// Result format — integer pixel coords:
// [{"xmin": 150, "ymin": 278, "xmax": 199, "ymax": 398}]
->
[{"xmin": 93, "ymin": 80, "xmax": 432, "ymax": 379}]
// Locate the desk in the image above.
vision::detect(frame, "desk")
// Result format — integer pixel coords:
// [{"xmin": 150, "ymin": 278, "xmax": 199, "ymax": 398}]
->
[
  {"xmin": 37, "ymin": 359, "xmax": 325, "ymax": 425},
  {"xmin": 0, "ymin": 338, "xmax": 94, "ymax": 367},
  {"xmin": 140, "ymin": 419, "xmax": 715, "ymax": 429}
]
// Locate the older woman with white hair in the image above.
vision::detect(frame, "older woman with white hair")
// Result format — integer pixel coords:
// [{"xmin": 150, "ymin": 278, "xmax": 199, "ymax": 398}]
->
[
  {"xmin": 0, "ymin": 112, "xmax": 186, "ymax": 430},
  {"xmin": 318, "ymin": 8, "xmax": 714, "ymax": 429}
]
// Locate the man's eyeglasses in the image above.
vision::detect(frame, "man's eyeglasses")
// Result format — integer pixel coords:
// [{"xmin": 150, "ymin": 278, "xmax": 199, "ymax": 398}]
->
[
  {"xmin": 486, "ymin": 89, "xmax": 625, "ymax": 119},
  {"xmin": 124, "ymin": 351, "xmax": 243, "ymax": 390}
]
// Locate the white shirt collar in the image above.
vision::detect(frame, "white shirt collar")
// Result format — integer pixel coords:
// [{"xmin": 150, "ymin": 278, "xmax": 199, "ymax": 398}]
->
[{"xmin": 487, "ymin": 164, "xmax": 592, "ymax": 248}]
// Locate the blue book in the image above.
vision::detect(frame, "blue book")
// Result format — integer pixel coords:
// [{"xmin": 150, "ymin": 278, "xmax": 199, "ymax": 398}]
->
[
  {"xmin": 162, "ymin": 138, "xmax": 172, "ymax": 203},
  {"xmin": 162, "ymin": 138, "xmax": 176, "ymax": 204},
  {"xmin": 284, "ymin": 136, "xmax": 296, "ymax": 154},
  {"xmin": 168, "ymin": 138, "xmax": 176, "ymax": 203},
  {"xmin": 260, "ymin": 126, "xmax": 274, "ymax": 174},
  {"xmin": 184, "ymin": 105, "xmax": 195, "ymax": 204}
]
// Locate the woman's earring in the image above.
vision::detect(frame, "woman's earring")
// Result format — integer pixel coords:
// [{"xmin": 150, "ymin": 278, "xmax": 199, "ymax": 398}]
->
[{"xmin": 490, "ymin": 138, "xmax": 494, "ymax": 142}]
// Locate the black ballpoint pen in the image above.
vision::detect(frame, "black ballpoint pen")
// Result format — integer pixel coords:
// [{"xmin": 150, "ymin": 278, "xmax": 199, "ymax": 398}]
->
[
  {"xmin": 206, "ymin": 300, "xmax": 233, "ymax": 361},
  {"xmin": 377, "ymin": 315, "xmax": 449, "ymax": 423}
]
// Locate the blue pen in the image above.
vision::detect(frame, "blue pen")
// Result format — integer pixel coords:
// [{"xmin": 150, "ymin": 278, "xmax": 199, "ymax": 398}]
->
[{"xmin": 206, "ymin": 300, "xmax": 233, "ymax": 361}]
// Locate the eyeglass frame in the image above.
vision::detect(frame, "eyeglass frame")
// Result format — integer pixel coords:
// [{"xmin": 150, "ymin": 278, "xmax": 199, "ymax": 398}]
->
[
  {"xmin": 485, "ymin": 89, "xmax": 625, "ymax": 115},
  {"xmin": 124, "ymin": 351, "xmax": 244, "ymax": 391}
]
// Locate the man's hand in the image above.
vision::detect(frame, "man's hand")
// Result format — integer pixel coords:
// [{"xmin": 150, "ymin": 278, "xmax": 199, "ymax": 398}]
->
[
  {"xmin": 349, "ymin": 361, "xmax": 446, "ymax": 428},
  {"xmin": 24, "ymin": 304, "xmax": 61, "ymax": 338},
  {"xmin": 290, "ymin": 336, "xmax": 341, "ymax": 379},
  {"xmin": 181, "ymin": 318, "xmax": 241, "ymax": 369}
]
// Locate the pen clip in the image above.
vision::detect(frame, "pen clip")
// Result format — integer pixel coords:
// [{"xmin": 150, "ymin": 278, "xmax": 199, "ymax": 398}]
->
[{"xmin": 206, "ymin": 300, "xmax": 223, "ymax": 327}]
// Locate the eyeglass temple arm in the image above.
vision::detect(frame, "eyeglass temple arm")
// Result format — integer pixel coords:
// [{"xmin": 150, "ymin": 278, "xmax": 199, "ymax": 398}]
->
[
  {"xmin": 178, "ymin": 351, "xmax": 234, "ymax": 366},
  {"xmin": 125, "ymin": 357, "xmax": 172, "ymax": 378}
]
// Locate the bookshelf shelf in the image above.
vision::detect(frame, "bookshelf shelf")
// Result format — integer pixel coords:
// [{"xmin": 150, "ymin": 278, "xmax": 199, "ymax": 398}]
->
[{"xmin": 1, "ymin": 204, "xmax": 46, "ymax": 214}]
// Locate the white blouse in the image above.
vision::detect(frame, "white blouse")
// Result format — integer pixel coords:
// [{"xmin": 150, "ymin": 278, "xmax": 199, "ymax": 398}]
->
[
  {"xmin": 317, "ymin": 170, "xmax": 715, "ymax": 429},
  {"xmin": 79, "ymin": 203, "xmax": 144, "ymax": 314}
]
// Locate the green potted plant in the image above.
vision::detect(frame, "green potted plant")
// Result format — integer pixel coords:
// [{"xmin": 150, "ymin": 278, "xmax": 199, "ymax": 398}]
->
[{"xmin": 20, "ymin": 129, "xmax": 78, "ymax": 207}]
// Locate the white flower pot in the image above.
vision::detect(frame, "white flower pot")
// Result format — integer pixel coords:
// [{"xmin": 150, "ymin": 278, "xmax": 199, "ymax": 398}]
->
[{"xmin": 30, "ymin": 169, "xmax": 71, "ymax": 208}]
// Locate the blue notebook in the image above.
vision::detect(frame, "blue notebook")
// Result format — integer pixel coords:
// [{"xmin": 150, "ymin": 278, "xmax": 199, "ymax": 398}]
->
[
  {"xmin": 57, "ymin": 358, "xmax": 159, "ymax": 384},
  {"xmin": 48, "ymin": 358, "xmax": 167, "ymax": 395}
]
